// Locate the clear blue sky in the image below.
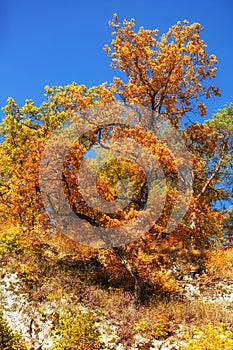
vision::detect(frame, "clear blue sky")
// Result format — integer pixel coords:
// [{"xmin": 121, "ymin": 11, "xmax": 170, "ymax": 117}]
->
[{"xmin": 0, "ymin": 0, "xmax": 232, "ymax": 122}]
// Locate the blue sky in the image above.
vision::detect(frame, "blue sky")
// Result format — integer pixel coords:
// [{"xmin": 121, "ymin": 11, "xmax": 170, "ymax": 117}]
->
[{"xmin": 0, "ymin": 0, "xmax": 232, "ymax": 122}]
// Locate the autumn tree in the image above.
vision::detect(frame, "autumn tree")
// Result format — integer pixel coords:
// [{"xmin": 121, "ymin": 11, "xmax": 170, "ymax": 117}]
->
[
  {"xmin": 101, "ymin": 15, "xmax": 222, "ymax": 301},
  {"xmin": 1, "ymin": 15, "xmax": 230, "ymax": 304}
]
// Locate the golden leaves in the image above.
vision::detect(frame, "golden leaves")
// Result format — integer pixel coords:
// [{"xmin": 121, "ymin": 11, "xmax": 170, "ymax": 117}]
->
[
  {"xmin": 105, "ymin": 15, "xmax": 220, "ymax": 124},
  {"xmin": 197, "ymin": 102, "xmax": 207, "ymax": 116}
]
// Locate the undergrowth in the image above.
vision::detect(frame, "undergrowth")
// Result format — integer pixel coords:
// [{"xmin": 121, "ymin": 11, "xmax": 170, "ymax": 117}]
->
[
  {"xmin": 0, "ymin": 309, "xmax": 27, "ymax": 350},
  {"xmin": 1, "ymin": 225, "xmax": 233, "ymax": 348}
]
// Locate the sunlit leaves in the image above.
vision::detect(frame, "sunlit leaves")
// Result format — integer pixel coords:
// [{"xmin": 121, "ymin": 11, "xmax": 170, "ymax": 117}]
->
[
  {"xmin": 0, "ymin": 15, "xmax": 230, "ymax": 302},
  {"xmin": 105, "ymin": 15, "xmax": 220, "ymax": 125}
]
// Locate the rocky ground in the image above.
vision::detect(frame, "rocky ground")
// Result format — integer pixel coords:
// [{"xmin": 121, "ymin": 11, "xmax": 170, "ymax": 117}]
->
[{"xmin": 1, "ymin": 261, "xmax": 233, "ymax": 350}]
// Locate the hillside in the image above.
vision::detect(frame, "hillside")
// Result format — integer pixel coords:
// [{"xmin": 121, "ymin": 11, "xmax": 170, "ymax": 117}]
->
[{"xmin": 1, "ymin": 228, "xmax": 233, "ymax": 350}]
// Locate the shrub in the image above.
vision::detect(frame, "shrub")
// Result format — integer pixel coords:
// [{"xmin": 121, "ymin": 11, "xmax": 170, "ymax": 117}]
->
[
  {"xmin": 151, "ymin": 313, "xmax": 171, "ymax": 340},
  {"xmin": 0, "ymin": 226, "xmax": 23, "ymax": 254},
  {"xmin": 151, "ymin": 320, "xmax": 170, "ymax": 340},
  {"xmin": 133, "ymin": 319, "xmax": 147, "ymax": 333},
  {"xmin": 181, "ymin": 320, "xmax": 233, "ymax": 350},
  {"xmin": 133, "ymin": 312, "xmax": 172, "ymax": 341},
  {"xmin": 49, "ymin": 307, "xmax": 100, "ymax": 350}
]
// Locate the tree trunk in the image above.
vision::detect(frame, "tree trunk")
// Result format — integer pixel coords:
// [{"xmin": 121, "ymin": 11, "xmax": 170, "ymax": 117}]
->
[{"xmin": 112, "ymin": 247, "xmax": 143, "ymax": 305}]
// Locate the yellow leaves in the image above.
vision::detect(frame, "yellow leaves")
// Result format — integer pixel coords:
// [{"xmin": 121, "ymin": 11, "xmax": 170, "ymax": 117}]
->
[
  {"xmin": 137, "ymin": 252, "xmax": 152, "ymax": 264},
  {"xmin": 152, "ymin": 271, "xmax": 179, "ymax": 293},
  {"xmin": 206, "ymin": 247, "xmax": 233, "ymax": 278},
  {"xmin": 181, "ymin": 321, "xmax": 233, "ymax": 350},
  {"xmin": 44, "ymin": 83, "xmax": 114, "ymax": 111},
  {"xmin": 50, "ymin": 308, "xmax": 101, "ymax": 350},
  {"xmin": 44, "ymin": 85, "xmax": 54, "ymax": 95},
  {"xmin": 151, "ymin": 314, "xmax": 171, "ymax": 340},
  {"xmin": 133, "ymin": 319, "xmax": 148, "ymax": 333},
  {"xmin": 22, "ymin": 100, "xmax": 38, "ymax": 115},
  {"xmin": 19, "ymin": 259, "xmax": 41, "ymax": 285}
]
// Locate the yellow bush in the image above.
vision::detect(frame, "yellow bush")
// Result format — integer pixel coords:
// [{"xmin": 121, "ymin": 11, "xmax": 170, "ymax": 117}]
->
[
  {"xmin": 133, "ymin": 319, "xmax": 147, "ymax": 333},
  {"xmin": 151, "ymin": 314, "xmax": 171, "ymax": 340},
  {"xmin": 133, "ymin": 311, "xmax": 171, "ymax": 340},
  {"xmin": 181, "ymin": 321, "xmax": 233, "ymax": 350},
  {"xmin": 0, "ymin": 225, "xmax": 23, "ymax": 254},
  {"xmin": 49, "ymin": 308, "xmax": 100, "ymax": 350},
  {"xmin": 0, "ymin": 224, "xmax": 40, "ymax": 254}
]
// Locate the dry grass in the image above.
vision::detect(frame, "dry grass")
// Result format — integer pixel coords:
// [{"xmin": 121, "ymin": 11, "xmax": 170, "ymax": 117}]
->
[
  {"xmin": 2, "ymin": 227, "xmax": 233, "ymax": 348},
  {"xmin": 205, "ymin": 247, "xmax": 233, "ymax": 280}
]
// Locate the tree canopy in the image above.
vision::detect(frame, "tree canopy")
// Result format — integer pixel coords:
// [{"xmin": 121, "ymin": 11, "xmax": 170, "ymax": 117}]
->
[{"xmin": 0, "ymin": 15, "xmax": 232, "ymax": 303}]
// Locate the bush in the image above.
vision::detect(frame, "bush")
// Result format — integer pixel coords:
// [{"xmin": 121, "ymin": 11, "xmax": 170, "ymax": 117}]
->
[
  {"xmin": 151, "ymin": 316, "xmax": 171, "ymax": 340},
  {"xmin": 0, "ymin": 226, "xmax": 23, "ymax": 254},
  {"xmin": 133, "ymin": 312, "xmax": 172, "ymax": 341},
  {"xmin": 50, "ymin": 307, "xmax": 100, "ymax": 350},
  {"xmin": 181, "ymin": 320, "xmax": 233, "ymax": 350},
  {"xmin": 0, "ymin": 309, "xmax": 27, "ymax": 350}
]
